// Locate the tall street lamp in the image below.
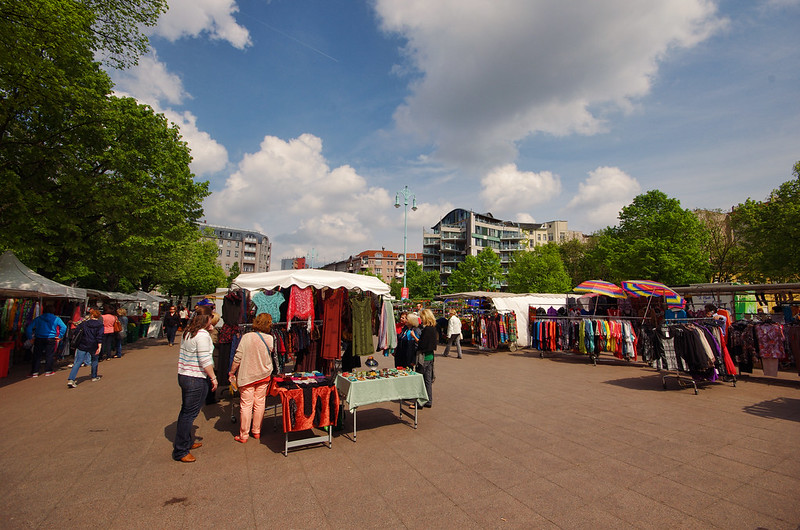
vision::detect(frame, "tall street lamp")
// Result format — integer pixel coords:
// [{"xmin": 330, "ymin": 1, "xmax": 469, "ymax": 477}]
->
[{"xmin": 394, "ymin": 186, "xmax": 417, "ymax": 298}]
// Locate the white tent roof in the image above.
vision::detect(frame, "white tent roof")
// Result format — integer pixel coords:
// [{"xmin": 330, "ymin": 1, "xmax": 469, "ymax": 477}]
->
[
  {"xmin": 234, "ymin": 269, "xmax": 390, "ymax": 295},
  {"xmin": 87, "ymin": 289, "xmax": 140, "ymax": 302},
  {"xmin": 0, "ymin": 251, "xmax": 87, "ymax": 299}
]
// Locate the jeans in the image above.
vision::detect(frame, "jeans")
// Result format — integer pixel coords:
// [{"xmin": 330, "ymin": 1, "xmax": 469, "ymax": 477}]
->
[
  {"xmin": 165, "ymin": 326, "xmax": 178, "ymax": 346},
  {"xmin": 140, "ymin": 323, "xmax": 150, "ymax": 338},
  {"xmin": 173, "ymin": 374, "xmax": 208, "ymax": 460},
  {"xmin": 68, "ymin": 349, "xmax": 97, "ymax": 380},
  {"xmin": 115, "ymin": 335, "xmax": 124, "ymax": 357},
  {"xmin": 32, "ymin": 338, "xmax": 56, "ymax": 374},
  {"xmin": 443, "ymin": 334, "xmax": 462, "ymax": 358},
  {"xmin": 417, "ymin": 359, "xmax": 434, "ymax": 405}
]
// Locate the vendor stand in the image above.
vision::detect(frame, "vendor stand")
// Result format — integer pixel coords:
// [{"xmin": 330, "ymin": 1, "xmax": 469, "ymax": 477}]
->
[
  {"xmin": 335, "ymin": 368, "xmax": 428, "ymax": 441},
  {"xmin": 232, "ymin": 269, "xmax": 395, "ymax": 452}
]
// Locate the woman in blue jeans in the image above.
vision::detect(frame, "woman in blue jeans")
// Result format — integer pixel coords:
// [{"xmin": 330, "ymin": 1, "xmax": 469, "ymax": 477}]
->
[
  {"xmin": 172, "ymin": 313, "xmax": 218, "ymax": 463},
  {"xmin": 67, "ymin": 308, "xmax": 104, "ymax": 388}
]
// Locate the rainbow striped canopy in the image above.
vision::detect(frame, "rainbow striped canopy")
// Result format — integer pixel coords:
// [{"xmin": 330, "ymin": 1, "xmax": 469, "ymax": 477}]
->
[
  {"xmin": 621, "ymin": 280, "xmax": 685, "ymax": 308},
  {"xmin": 573, "ymin": 280, "xmax": 627, "ymax": 299}
]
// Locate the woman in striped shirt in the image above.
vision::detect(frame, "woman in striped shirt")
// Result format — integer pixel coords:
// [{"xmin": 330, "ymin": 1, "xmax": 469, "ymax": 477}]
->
[{"xmin": 172, "ymin": 313, "xmax": 218, "ymax": 463}]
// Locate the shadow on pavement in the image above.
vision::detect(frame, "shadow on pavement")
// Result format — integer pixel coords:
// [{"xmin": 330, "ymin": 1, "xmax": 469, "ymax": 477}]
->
[{"xmin": 743, "ymin": 397, "xmax": 800, "ymax": 422}]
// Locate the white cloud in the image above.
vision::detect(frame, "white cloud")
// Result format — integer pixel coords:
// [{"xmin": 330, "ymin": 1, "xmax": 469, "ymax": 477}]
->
[
  {"xmin": 375, "ymin": 0, "xmax": 725, "ymax": 172},
  {"xmin": 516, "ymin": 213, "xmax": 536, "ymax": 223},
  {"xmin": 205, "ymin": 133, "xmax": 441, "ymax": 260},
  {"xmin": 111, "ymin": 55, "xmax": 188, "ymax": 106},
  {"xmin": 151, "ymin": 0, "xmax": 251, "ymax": 49},
  {"xmin": 162, "ymin": 110, "xmax": 229, "ymax": 175},
  {"xmin": 480, "ymin": 164, "xmax": 561, "ymax": 215},
  {"xmin": 565, "ymin": 166, "xmax": 641, "ymax": 230},
  {"xmin": 110, "ymin": 55, "xmax": 229, "ymax": 177}
]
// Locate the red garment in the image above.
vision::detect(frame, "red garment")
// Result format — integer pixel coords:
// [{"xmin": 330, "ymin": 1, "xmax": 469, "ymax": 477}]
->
[
  {"xmin": 271, "ymin": 383, "xmax": 339, "ymax": 433},
  {"xmin": 321, "ymin": 289, "xmax": 344, "ymax": 360},
  {"xmin": 286, "ymin": 286, "xmax": 315, "ymax": 330}
]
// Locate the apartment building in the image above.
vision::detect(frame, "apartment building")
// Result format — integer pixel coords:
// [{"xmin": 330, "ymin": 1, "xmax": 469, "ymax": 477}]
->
[
  {"xmin": 321, "ymin": 249, "xmax": 423, "ymax": 285},
  {"xmin": 422, "ymin": 208, "xmax": 585, "ymax": 283},
  {"xmin": 198, "ymin": 222, "xmax": 271, "ymax": 273}
]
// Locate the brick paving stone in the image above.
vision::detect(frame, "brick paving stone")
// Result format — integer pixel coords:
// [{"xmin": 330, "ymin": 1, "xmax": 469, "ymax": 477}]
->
[{"xmin": 1, "ymin": 340, "xmax": 799, "ymax": 528}]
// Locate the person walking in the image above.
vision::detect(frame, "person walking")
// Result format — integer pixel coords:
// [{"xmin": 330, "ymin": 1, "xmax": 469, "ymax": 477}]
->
[
  {"xmin": 163, "ymin": 305, "xmax": 181, "ymax": 346},
  {"xmin": 416, "ymin": 309, "xmax": 438, "ymax": 408},
  {"xmin": 67, "ymin": 308, "xmax": 104, "ymax": 387},
  {"xmin": 139, "ymin": 308, "xmax": 151, "ymax": 338},
  {"xmin": 179, "ymin": 305, "xmax": 189, "ymax": 329},
  {"xmin": 442, "ymin": 308, "xmax": 463, "ymax": 359},
  {"xmin": 228, "ymin": 313, "xmax": 274, "ymax": 443},
  {"xmin": 172, "ymin": 313, "xmax": 217, "ymax": 463},
  {"xmin": 26, "ymin": 304, "xmax": 68, "ymax": 377}
]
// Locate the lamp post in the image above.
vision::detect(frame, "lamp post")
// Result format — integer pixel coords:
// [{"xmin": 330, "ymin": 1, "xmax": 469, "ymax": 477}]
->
[{"xmin": 394, "ymin": 186, "xmax": 417, "ymax": 298}]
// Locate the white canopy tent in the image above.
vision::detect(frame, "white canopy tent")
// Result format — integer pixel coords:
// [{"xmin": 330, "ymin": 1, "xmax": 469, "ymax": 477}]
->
[
  {"xmin": 0, "ymin": 251, "xmax": 86, "ymax": 299},
  {"xmin": 233, "ymin": 269, "xmax": 390, "ymax": 295},
  {"xmin": 436, "ymin": 291, "xmax": 569, "ymax": 347}
]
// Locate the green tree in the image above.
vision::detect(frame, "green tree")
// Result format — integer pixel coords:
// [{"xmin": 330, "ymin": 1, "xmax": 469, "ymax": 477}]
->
[
  {"xmin": 0, "ymin": 1, "xmax": 207, "ymax": 291},
  {"xmin": 389, "ymin": 278, "xmax": 403, "ymax": 300},
  {"xmin": 694, "ymin": 209, "xmax": 747, "ymax": 282},
  {"xmin": 586, "ymin": 190, "xmax": 710, "ymax": 284},
  {"xmin": 227, "ymin": 262, "xmax": 241, "ymax": 287},
  {"xmin": 507, "ymin": 244, "xmax": 572, "ymax": 293},
  {"xmin": 446, "ymin": 248, "xmax": 502, "ymax": 293},
  {"xmin": 730, "ymin": 161, "xmax": 800, "ymax": 282},
  {"xmin": 405, "ymin": 260, "xmax": 440, "ymax": 299},
  {"xmin": 161, "ymin": 237, "xmax": 227, "ymax": 298}
]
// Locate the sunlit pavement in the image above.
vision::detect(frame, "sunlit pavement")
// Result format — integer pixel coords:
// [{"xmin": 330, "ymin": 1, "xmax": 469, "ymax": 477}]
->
[{"xmin": 1, "ymin": 338, "xmax": 799, "ymax": 528}]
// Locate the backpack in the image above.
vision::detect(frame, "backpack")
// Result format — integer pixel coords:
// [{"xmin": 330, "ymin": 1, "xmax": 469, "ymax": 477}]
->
[{"xmin": 70, "ymin": 322, "xmax": 85, "ymax": 349}]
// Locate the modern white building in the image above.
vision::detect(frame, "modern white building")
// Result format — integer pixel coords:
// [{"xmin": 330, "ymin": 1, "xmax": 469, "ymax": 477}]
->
[{"xmin": 423, "ymin": 209, "xmax": 586, "ymax": 285}]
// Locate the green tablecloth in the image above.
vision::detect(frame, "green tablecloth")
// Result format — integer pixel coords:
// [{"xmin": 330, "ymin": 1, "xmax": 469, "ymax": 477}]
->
[{"xmin": 335, "ymin": 373, "xmax": 429, "ymax": 412}]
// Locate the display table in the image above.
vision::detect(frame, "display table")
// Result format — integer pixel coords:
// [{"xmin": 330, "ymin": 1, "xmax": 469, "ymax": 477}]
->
[
  {"xmin": 270, "ymin": 377, "xmax": 339, "ymax": 456},
  {"xmin": 335, "ymin": 373, "xmax": 429, "ymax": 441}
]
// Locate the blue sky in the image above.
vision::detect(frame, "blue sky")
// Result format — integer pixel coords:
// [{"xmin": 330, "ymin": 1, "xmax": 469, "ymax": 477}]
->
[{"xmin": 110, "ymin": 0, "xmax": 800, "ymax": 266}]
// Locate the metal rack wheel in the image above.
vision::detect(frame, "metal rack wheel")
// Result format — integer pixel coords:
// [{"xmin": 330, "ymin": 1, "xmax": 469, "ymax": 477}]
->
[{"xmin": 508, "ymin": 343, "xmax": 517, "ymax": 352}]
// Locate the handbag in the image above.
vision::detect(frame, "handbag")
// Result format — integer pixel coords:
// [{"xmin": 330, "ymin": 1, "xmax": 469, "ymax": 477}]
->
[
  {"xmin": 255, "ymin": 332, "xmax": 281, "ymax": 375},
  {"xmin": 69, "ymin": 323, "xmax": 85, "ymax": 349},
  {"xmin": 113, "ymin": 318, "xmax": 123, "ymax": 333}
]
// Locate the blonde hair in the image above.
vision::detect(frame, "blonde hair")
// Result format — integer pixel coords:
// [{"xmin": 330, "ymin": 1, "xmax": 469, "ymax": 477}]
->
[
  {"xmin": 420, "ymin": 309, "xmax": 436, "ymax": 327},
  {"xmin": 117, "ymin": 308, "xmax": 127, "ymax": 317}
]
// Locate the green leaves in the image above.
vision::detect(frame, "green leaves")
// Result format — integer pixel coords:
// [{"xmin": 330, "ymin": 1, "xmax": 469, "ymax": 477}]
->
[
  {"xmin": 446, "ymin": 248, "xmax": 502, "ymax": 293},
  {"xmin": 507, "ymin": 243, "xmax": 571, "ymax": 293}
]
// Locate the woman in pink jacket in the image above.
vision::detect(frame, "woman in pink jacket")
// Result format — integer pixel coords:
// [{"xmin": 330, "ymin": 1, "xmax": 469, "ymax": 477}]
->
[{"xmin": 228, "ymin": 313, "xmax": 274, "ymax": 443}]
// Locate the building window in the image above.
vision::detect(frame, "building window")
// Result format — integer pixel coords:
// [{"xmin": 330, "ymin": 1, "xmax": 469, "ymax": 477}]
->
[
  {"xmin": 227, "ymin": 241, "xmax": 231, "ymax": 246},
  {"xmin": 234, "ymin": 251, "xmax": 238, "ymax": 257},
  {"xmin": 226, "ymin": 250, "xmax": 230, "ymax": 257},
  {"xmin": 375, "ymin": 269, "xmax": 381, "ymax": 275},
  {"xmin": 236, "ymin": 241, "xmax": 240, "ymax": 248}
]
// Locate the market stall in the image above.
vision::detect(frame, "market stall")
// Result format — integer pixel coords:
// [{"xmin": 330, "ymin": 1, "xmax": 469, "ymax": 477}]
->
[
  {"xmin": 0, "ymin": 251, "xmax": 87, "ymax": 375},
  {"xmin": 436, "ymin": 291, "xmax": 568, "ymax": 350},
  {"xmin": 232, "ymin": 269, "xmax": 401, "ymax": 452}
]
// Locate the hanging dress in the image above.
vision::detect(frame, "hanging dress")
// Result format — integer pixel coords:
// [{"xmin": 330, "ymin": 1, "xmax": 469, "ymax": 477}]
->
[{"xmin": 287, "ymin": 286, "xmax": 314, "ymax": 330}]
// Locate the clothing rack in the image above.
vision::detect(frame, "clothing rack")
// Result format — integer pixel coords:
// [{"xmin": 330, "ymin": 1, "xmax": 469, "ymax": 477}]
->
[
  {"xmin": 658, "ymin": 320, "xmax": 736, "ymax": 395},
  {"xmin": 529, "ymin": 314, "xmax": 641, "ymax": 363}
]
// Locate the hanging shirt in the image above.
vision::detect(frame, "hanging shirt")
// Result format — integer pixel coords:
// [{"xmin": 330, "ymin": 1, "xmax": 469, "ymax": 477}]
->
[
  {"xmin": 252, "ymin": 290, "xmax": 285, "ymax": 322},
  {"xmin": 286, "ymin": 286, "xmax": 314, "ymax": 330}
]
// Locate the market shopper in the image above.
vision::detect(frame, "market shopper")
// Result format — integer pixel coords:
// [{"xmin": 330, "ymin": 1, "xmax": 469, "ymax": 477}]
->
[
  {"xmin": 395, "ymin": 313, "xmax": 420, "ymax": 369},
  {"xmin": 26, "ymin": 304, "xmax": 68, "ymax": 377},
  {"xmin": 100, "ymin": 306, "xmax": 118, "ymax": 360},
  {"xmin": 139, "ymin": 308, "xmax": 151, "ymax": 338},
  {"xmin": 416, "ymin": 309, "xmax": 438, "ymax": 408},
  {"xmin": 442, "ymin": 308, "xmax": 463, "ymax": 359},
  {"xmin": 228, "ymin": 313, "xmax": 274, "ymax": 443},
  {"xmin": 115, "ymin": 308, "xmax": 128, "ymax": 357},
  {"xmin": 67, "ymin": 308, "xmax": 104, "ymax": 387},
  {"xmin": 172, "ymin": 313, "xmax": 217, "ymax": 463},
  {"xmin": 195, "ymin": 303, "xmax": 222, "ymax": 404},
  {"xmin": 163, "ymin": 305, "xmax": 181, "ymax": 347}
]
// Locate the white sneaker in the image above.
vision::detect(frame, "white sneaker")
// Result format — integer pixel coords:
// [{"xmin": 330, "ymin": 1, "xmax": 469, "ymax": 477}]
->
[
  {"xmin": 91, "ymin": 377, "xmax": 101, "ymax": 382},
  {"xmin": 67, "ymin": 380, "xmax": 77, "ymax": 388}
]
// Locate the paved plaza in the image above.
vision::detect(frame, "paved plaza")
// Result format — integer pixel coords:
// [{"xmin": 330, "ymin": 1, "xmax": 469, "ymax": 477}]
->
[{"xmin": 1, "ymin": 338, "xmax": 799, "ymax": 529}]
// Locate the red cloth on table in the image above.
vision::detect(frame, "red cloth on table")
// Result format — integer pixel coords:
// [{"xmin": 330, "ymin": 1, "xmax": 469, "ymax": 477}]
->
[{"xmin": 271, "ymin": 382, "xmax": 339, "ymax": 433}]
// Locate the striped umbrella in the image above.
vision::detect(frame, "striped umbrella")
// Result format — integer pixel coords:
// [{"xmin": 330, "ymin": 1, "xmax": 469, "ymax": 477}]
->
[
  {"xmin": 573, "ymin": 280, "xmax": 627, "ymax": 299},
  {"xmin": 621, "ymin": 280, "xmax": 685, "ymax": 308}
]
